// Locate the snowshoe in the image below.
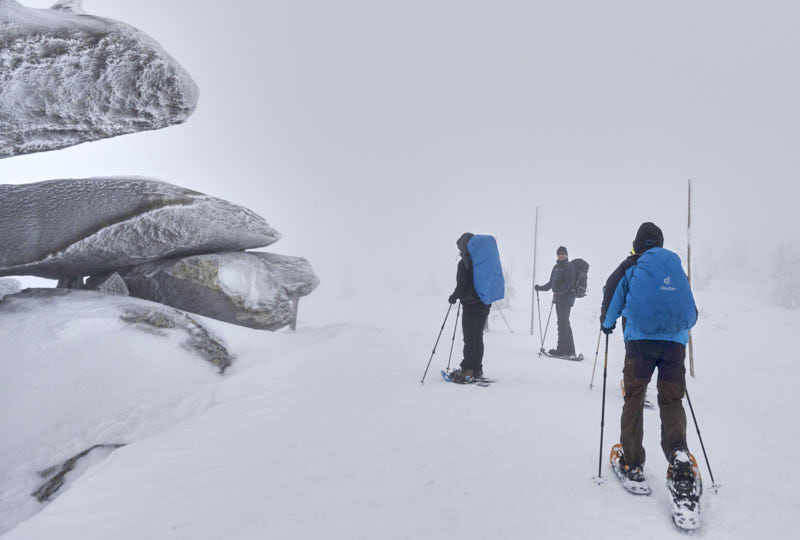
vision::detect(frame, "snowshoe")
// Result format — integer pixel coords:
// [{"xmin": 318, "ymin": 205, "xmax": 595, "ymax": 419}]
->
[
  {"xmin": 609, "ymin": 443, "xmax": 651, "ymax": 495},
  {"xmin": 540, "ymin": 348, "xmax": 584, "ymax": 362},
  {"xmin": 441, "ymin": 369, "xmax": 494, "ymax": 387},
  {"xmin": 667, "ymin": 450, "xmax": 702, "ymax": 531}
]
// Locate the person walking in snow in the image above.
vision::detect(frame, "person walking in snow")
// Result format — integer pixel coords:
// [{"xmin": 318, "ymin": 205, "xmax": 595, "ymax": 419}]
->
[
  {"xmin": 600, "ymin": 222, "xmax": 699, "ymax": 495},
  {"xmin": 535, "ymin": 246, "xmax": 576, "ymax": 357},
  {"xmin": 447, "ymin": 232, "xmax": 491, "ymax": 382}
]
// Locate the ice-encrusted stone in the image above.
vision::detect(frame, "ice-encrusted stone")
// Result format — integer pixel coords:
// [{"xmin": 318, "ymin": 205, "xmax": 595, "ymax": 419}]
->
[
  {"xmin": 0, "ymin": 177, "xmax": 280, "ymax": 280},
  {"xmin": 0, "ymin": 288, "xmax": 232, "ymax": 371},
  {"xmin": 0, "ymin": 0, "xmax": 198, "ymax": 158},
  {"xmin": 120, "ymin": 251, "xmax": 320, "ymax": 330}
]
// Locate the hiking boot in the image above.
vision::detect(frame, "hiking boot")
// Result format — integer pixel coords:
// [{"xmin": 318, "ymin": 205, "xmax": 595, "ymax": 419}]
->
[
  {"xmin": 609, "ymin": 443, "xmax": 650, "ymax": 494},
  {"xmin": 548, "ymin": 348, "xmax": 559, "ymax": 356},
  {"xmin": 619, "ymin": 454, "xmax": 646, "ymax": 483},
  {"xmin": 668, "ymin": 450, "xmax": 701, "ymax": 500},
  {"xmin": 448, "ymin": 369, "xmax": 475, "ymax": 383}
]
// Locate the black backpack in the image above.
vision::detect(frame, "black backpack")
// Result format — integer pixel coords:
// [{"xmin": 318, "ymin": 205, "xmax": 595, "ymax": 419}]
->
[{"xmin": 572, "ymin": 258, "xmax": 589, "ymax": 298}]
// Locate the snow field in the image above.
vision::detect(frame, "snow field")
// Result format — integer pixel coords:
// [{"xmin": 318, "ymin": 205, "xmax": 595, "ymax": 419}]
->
[{"xmin": 2, "ymin": 279, "xmax": 798, "ymax": 539}]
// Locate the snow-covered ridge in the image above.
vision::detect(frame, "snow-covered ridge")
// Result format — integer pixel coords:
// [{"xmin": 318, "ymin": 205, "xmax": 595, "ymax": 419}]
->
[{"xmin": 0, "ymin": 0, "xmax": 198, "ymax": 158}]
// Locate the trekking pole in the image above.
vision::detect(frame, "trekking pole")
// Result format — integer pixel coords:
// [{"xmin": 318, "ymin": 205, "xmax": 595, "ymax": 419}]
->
[
  {"xmin": 595, "ymin": 333, "xmax": 610, "ymax": 482},
  {"xmin": 589, "ymin": 327, "xmax": 602, "ymax": 390},
  {"xmin": 538, "ymin": 300, "xmax": 554, "ymax": 355},
  {"xmin": 536, "ymin": 290, "xmax": 544, "ymax": 343},
  {"xmin": 497, "ymin": 306, "xmax": 513, "ymax": 333},
  {"xmin": 420, "ymin": 304, "xmax": 453, "ymax": 384},
  {"xmin": 446, "ymin": 302, "xmax": 461, "ymax": 371},
  {"xmin": 685, "ymin": 388, "xmax": 720, "ymax": 491}
]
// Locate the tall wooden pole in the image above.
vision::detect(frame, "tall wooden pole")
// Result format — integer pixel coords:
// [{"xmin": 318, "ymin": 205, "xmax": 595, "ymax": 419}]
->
[
  {"xmin": 530, "ymin": 206, "xmax": 539, "ymax": 335},
  {"xmin": 688, "ymin": 179, "xmax": 695, "ymax": 377}
]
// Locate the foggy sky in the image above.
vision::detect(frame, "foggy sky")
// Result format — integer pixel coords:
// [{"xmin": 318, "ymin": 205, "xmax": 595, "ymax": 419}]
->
[{"xmin": 3, "ymin": 0, "xmax": 799, "ymax": 299}]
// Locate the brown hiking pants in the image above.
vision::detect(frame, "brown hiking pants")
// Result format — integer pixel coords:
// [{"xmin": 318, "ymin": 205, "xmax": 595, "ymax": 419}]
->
[{"xmin": 620, "ymin": 340, "xmax": 688, "ymax": 468}]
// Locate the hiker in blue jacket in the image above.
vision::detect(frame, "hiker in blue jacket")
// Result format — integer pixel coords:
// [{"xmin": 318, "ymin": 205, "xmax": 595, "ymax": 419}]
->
[
  {"xmin": 448, "ymin": 232, "xmax": 491, "ymax": 382},
  {"xmin": 600, "ymin": 222, "xmax": 698, "ymax": 488}
]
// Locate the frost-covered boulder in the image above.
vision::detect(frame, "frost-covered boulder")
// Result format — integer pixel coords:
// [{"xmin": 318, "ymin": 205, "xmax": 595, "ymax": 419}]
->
[
  {"xmin": 0, "ymin": 0, "xmax": 199, "ymax": 158},
  {"xmin": 120, "ymin": 251, "xmax": 320, "ymax": 330},
  {"xmin": 0, "ymin": 177, "xmax": 280, "ymax": 280}
]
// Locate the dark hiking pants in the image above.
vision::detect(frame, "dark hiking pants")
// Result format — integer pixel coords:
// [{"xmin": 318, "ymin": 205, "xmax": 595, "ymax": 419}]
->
[
  {"xmin": 555, "ymin": 301, "xmax": 575, "ymax": 356},
  {"xmin": 460, "ymin": 302, "xmax": 491, "ymax": 373},
  {"xmin": 621, "ymin": 340, "xmax": 688, "ymax": 468}
]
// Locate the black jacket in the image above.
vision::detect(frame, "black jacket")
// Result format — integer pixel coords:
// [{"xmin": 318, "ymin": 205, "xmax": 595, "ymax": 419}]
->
[
  {"xmin": 451, "ymin": 259, "xmax": 481, "ymax": 305},
  {"xmin": 540, "ymin": 259, "xmax": 576, "ymax": 306}
]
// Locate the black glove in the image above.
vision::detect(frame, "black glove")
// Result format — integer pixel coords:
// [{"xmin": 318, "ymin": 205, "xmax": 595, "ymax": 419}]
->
[
  {"xmin": 534, "ymin": 285, "xmax": 541, "ymax": 292},
  {"xmin": 601, "ymin": 324, "xmax": 615, "ymax": 335},
  {"xmin": 448, "ymin": 294, "xmax": 457, "ymax": 304}
]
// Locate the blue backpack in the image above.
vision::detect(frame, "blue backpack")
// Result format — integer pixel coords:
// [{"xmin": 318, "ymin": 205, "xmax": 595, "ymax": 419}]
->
[
  {"xmin": 623, "ymin": 247, "xmax": 697, "ymax": 338},
  {"xmin": 467, "ymin": 235, "xmax": 505, "ymax": 304}
]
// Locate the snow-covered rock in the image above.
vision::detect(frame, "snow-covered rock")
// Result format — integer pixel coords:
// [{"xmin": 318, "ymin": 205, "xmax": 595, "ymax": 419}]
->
[
  {"xmin": 0, "ymin": 287, "xmax": 229, "ymax": 534},
  {"xmin": 0, "ymin": 177, "xmax": 280, "ymax": 280},
  {"xmin": 120, "ymin": 251, "xmax": 320, "ymax": 330},
  {"xmin": 1, "ymin": 288, "xmax": 232, "ymax": 371},
  {"xmin": 0, "ymin": 0, "xmax": 198, "ymax": 158},
  {"xmin": 0, "ymin": 277, "xmax": 21, "ymax": 299}
]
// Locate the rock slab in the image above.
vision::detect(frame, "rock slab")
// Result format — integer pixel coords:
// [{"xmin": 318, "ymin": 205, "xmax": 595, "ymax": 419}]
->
[{"xmin": 0, "ymin": 177, "xmax": 280, "ymax": 280}]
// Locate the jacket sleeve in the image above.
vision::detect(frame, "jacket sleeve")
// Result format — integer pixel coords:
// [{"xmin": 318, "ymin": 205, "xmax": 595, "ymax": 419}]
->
[
  {"xmin": 451, "ymin": 260, "xmax": 470, "ymax": 299},
  {"xmin": 600, "ymin": 256, "xmax": 636, "ymax": 328},
  {"xmin": 538, "ymin": 266, "xmax": 556, "ymax": 291}
]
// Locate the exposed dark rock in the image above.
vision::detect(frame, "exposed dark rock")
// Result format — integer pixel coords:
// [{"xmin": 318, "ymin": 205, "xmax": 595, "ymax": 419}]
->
[
  {"xmin": 32, "ymin": 444, "xmax": 124, "ymax": 502},
  {"xmin": 120, "ymin": 251, "xmax": 319, "ymax": 330},
  {"xmin": 85, "ymin": 271, "xmax": 129, "ymax": 296}
]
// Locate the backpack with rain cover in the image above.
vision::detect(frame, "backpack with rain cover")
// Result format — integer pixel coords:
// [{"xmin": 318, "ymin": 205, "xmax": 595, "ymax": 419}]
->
[
  {"xmin": 572, "ymin": 258, "xmax": 589, "ymax": 298},
  {"xmin": 467, "ymin": 235, "xmax": 505, "ymax": 304}
]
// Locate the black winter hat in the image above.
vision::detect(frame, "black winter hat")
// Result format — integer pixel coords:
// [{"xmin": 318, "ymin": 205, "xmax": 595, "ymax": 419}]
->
[
  {"xmin": 557, "ymin": 246, "xmax": 568, "ymax": 255},
  {"xmin": 632, "ymin": 222, "xmax": 664, "ymax": 254}
]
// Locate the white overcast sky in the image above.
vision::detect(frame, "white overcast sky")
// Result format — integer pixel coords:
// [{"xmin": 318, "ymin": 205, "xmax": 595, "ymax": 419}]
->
[{"xmin": 2, "ymin": 0, "xmax": 799, "ymax": 295}]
